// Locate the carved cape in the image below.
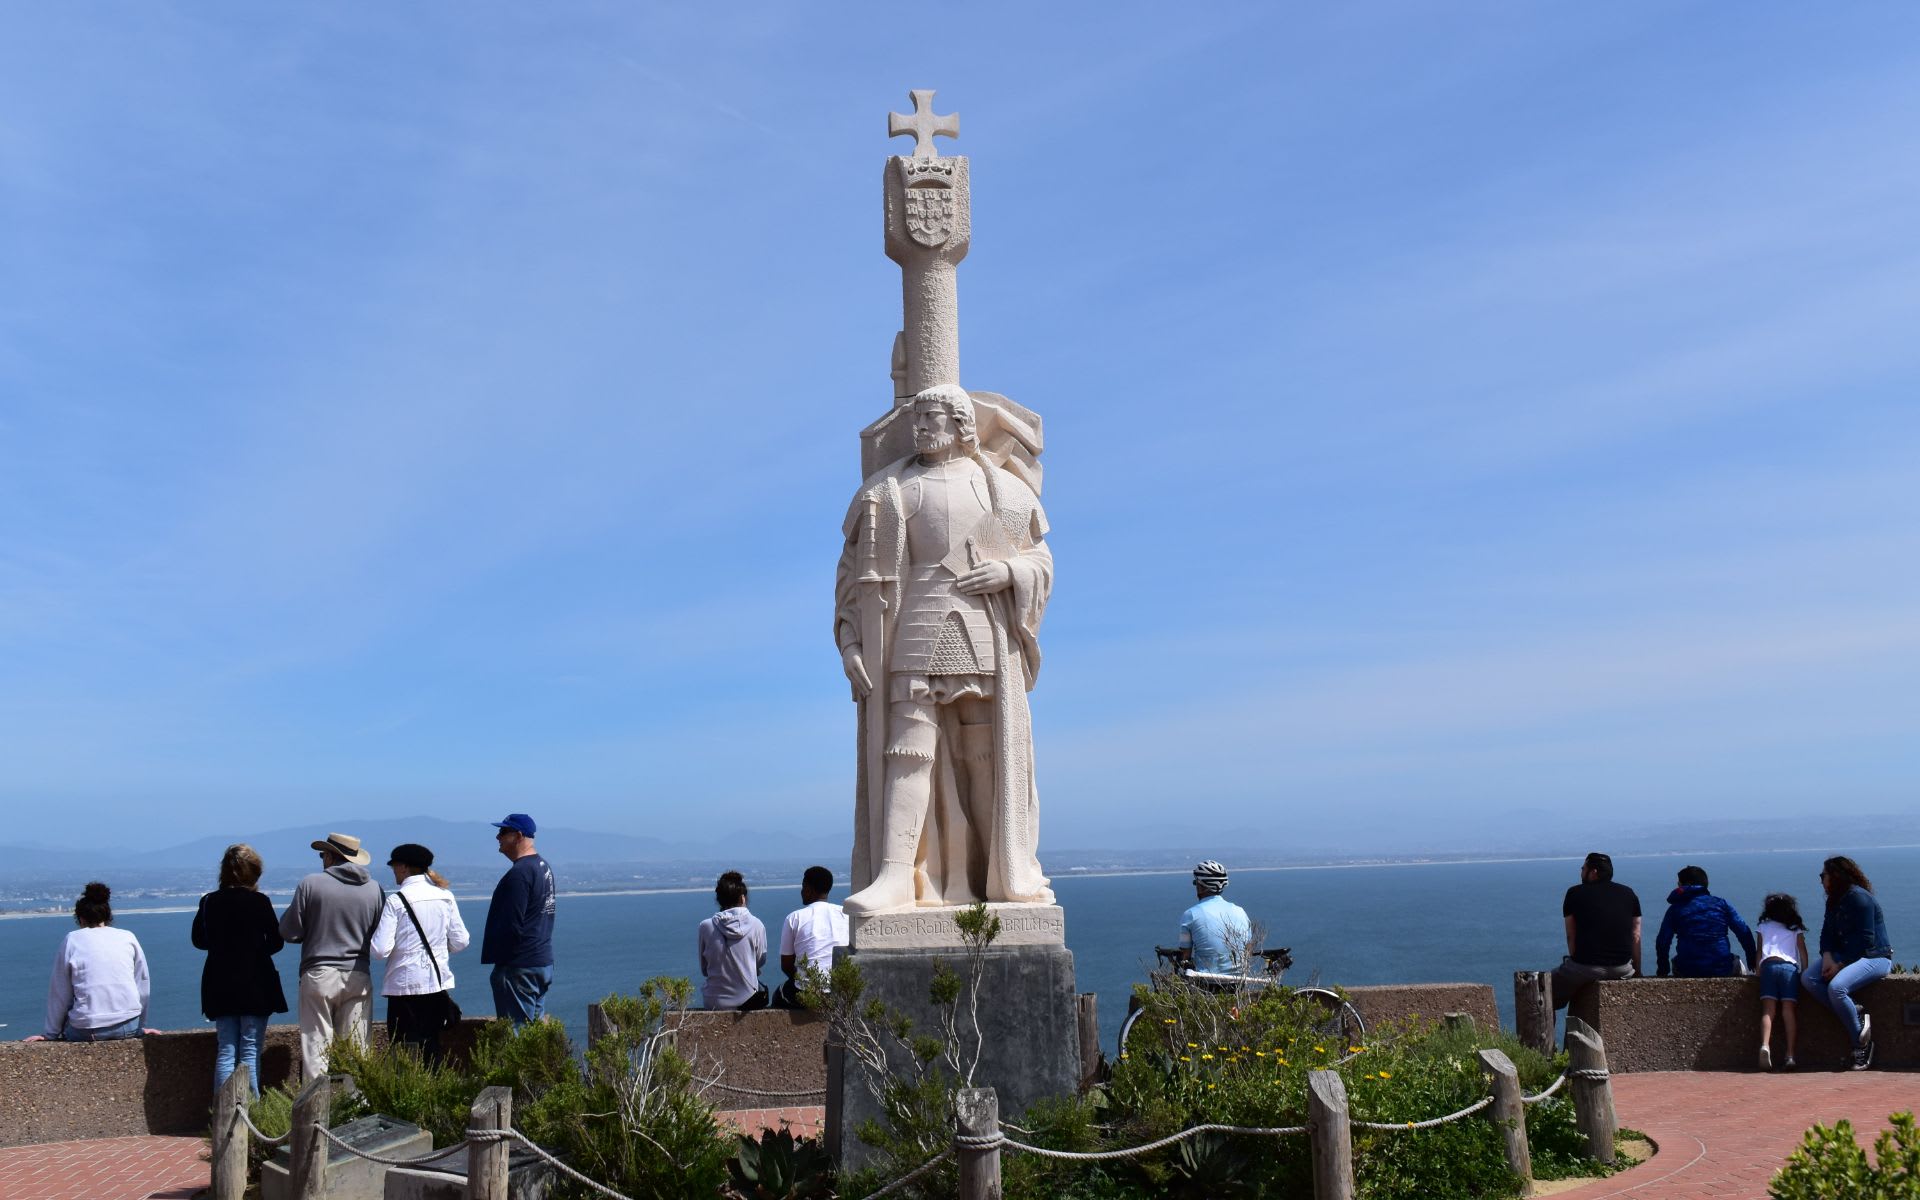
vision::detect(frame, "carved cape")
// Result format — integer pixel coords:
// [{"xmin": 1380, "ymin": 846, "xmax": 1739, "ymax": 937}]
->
[{"xmin": 835, "ymin": 453, "xmax": 1053, "ymax": 907}]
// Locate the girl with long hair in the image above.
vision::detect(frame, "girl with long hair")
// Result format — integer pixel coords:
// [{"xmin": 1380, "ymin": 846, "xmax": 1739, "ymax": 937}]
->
[
  {"xmin": 1752, "ymin": 892, "xmax": 1806, "ymax": 1069},
  {"xmin": 1799, "ymin": 856, "xmax": 1892, "ymax": 1070}
]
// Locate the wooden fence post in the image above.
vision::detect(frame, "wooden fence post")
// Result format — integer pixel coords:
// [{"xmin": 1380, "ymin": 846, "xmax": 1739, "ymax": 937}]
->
[
  {"xmin": 956, "ymin": 1087, "xmax": 1001, "ymax": 1200},
  {"xmin": 587, "ymin": 1001, "xmax": 614, "ymax": 1046},
  {"xmin": 1307, "ymin": 1069, "xmax": 1355, "ymax": 1200},
  {"xmin": 209, "ymin": 1068, "xmax": 252, "ymax": 1200},
  {"xmin": 1076, "ymin": 993, "xmax": 1102, "ymax": 1088},
  {"xmin": 468, "ymin": 1085, "xmax": 513, "ymax": 1200},
  {"xmin": 1564, "ymin": 1017, "xmax": 1617, "ymax": 1165},
  {"xmin": 286, "ymin": 1073, "xmax": 330, "ymax": 1200},
  {"xmin": 1477, "ymin": 1048, "xmax": 1533, "ymax": 1195},
  {"xmin": 1514, "ymin": 971, "xmax": 1554, "ymax": 1056}
]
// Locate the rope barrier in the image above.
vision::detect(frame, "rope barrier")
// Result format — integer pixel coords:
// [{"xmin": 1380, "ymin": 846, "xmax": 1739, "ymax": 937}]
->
[
  {"xmin": 231, "ymin": 1105, "xmax": 292, "ymax": 1147},
  {"xmin": 992, "ymin": 1121, "xmax": 1308, "ymax": 1162},
  {"xmin": 852, "ymin": 1148, "xmax": 952, "ymax": 1199},
  {"xmin": 1522, "ymin": 1071, "xmax": 1568, "ymax": 1104},
  {"xmin": 702, "ymin": 1080, "xmax": 830, "ymax": 1099},
  {"xmin": 1352, "ymin": 1094, "xmax": 1493, "ymax": 1131},
  {"xmin": 479, "ymin": 1129, "xmax": 642, "ymax": 1200}
]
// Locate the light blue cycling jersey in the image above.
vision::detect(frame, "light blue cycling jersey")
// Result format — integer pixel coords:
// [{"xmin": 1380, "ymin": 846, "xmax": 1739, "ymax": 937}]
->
[{"xmin": 1179, "ymin": 894, "xmax": 1253, "ymax": 974}]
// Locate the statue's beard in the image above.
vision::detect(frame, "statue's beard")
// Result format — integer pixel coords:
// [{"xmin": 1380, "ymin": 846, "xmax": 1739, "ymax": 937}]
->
[{"xmin": 915, "ymin": 431, "xmax": 958, "ymax": 455}]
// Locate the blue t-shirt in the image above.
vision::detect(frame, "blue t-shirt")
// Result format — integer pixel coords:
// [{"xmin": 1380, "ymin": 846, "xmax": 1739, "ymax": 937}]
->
[
  {"xmin": 481, "ymin": 853, "xmax": 556, "ymax": 968},
  {"xmin": 1179, "ymin": 895, "xmax": 1252, "ymax": 974}
]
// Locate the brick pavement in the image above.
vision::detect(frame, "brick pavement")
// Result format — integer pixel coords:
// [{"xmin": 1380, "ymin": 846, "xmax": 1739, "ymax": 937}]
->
[
  {"xmin": 1550, "ymin": 1069, "xmax": 1916, "ymax": 1200},
  {"xmin": 0, "ymin": 1134, "xmax": 209, "ymax": 1200},
  {"xmin": 718, "ymin": 1103, "xmax": 827, "ymax": 1139}
]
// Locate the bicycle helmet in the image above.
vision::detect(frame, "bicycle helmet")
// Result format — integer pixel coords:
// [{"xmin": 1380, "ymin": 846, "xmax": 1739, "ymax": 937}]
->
[{"xmin": 1192, "ymin": 860, "xmax": 1229, "ymax": 895}]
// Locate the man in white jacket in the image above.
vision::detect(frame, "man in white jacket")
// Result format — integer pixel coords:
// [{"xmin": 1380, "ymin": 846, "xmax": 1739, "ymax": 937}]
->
[{"xmin": 371, "ymin": 843, "xmax": 470, "ymax": 1063}]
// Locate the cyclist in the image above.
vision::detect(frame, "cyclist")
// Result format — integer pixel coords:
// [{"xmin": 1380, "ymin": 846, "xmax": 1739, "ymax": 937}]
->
[{"xmin": 1178, "ymin": 860, "xmax": 1253, "ymax": 974}]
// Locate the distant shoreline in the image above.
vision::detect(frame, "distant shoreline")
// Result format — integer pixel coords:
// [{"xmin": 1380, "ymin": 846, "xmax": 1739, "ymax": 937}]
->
[{"xmin": 6, "ymin": 842, "xmax": 1912, "ymax": 920}]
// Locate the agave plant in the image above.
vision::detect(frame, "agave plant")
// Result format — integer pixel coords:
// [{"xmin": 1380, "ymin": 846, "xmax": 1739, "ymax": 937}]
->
[
  {"xmin": 1170, "ymin": 1131, "xmax": 1258, "ymax": 1198},
  {"xmin": 725, "ymin": 1127, "xmax": 835, "ymax": 1200}
]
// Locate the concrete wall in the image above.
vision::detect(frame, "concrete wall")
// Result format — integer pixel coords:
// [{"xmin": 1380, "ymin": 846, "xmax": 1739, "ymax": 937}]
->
[
  {"xmin": 0, "ymin": 1019, "xmax": 493, "ymax": 1148},
  {"xmin": 0, "ymin": 981, "xmax": 1515, "ymax": 1148},
  {"xmin": 1565, "ymin": 974, "xmax": 1919, "ymax": 1072}
]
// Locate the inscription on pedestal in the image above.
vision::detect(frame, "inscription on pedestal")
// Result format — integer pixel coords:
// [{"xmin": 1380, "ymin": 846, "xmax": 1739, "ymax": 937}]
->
[{"xmin": 850, "ymin": 903, "xmax": 1065, "ymax": 950}]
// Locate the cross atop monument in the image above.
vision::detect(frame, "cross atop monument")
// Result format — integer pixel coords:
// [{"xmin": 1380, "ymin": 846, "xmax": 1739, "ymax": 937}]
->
[{"xmin": 887, "ymin": 89, "xmax": 959, "ymax": 158}]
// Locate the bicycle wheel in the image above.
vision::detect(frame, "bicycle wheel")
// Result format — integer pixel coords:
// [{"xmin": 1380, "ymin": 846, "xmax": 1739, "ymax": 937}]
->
[{"xmin": 1293, "ymin": 987, "xmax": 1365, "ymax": 1051}]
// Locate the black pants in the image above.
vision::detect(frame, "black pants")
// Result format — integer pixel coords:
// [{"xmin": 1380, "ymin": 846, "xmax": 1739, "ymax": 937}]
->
[{"xmin": 387, "ymin": 992, "xmax": 451, "ymax": 1064}]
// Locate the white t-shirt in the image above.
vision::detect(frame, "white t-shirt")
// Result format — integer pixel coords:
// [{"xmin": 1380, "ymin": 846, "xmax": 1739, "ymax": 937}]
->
[
  {"xmin": 779, "ymin": 901, "xmax": 849, "ymax": 977},
  {"xmin": 1756, "ymin": 919, "xmax": 1803, "ymax": 966}
]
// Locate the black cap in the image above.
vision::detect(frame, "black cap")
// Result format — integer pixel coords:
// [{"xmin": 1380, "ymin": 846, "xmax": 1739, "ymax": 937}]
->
[{"xmin": 389, "ymin": 843, "xmax": 435, "ymax": 871}]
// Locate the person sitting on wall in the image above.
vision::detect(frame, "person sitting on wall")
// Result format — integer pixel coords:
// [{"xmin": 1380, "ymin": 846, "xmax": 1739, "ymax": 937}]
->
[
  {"xmin": 1655, "ymin": 864, "xmax": 1758, "ymax": 978},
  {"xmin": 772, "ymin": 865, "xmax": 848, "ymax": 1008},
  {"xmin": 1178, "ymin": 860, "xmax": 1253, "ymax": 975},
  {"xmin": 697, "ymin": 871, "xmax": 769, "ymax": 1011},
  {"xmin": 1551, "ymin": 852, "xmax": 1641, "ymax": 1010},
  {"xmin": 26, "ymin": 882, "xmax": 155, "ymax": 1043},
  {"xmin": 1800, "ymin": 855, "xmax": 1893, "ymax": 1071}
]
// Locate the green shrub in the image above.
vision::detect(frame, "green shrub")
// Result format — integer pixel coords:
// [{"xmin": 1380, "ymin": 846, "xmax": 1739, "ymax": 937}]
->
[{"xmin": 1770, "ymin": 1112, "xmax": 1919, "ymax": 1200}]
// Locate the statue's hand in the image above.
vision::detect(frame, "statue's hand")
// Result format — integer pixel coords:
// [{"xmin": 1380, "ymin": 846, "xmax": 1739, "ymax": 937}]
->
[
  {"xmin": 956, "ymin": 560, "xmax": 1013, "ymax": 595},
  {"xmin": 841, "ymin": 645, "xmax": 872, "ymax": 699}
]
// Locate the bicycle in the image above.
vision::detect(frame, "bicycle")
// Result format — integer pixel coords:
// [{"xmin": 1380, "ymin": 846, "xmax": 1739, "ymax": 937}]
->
[{"xmin": 1116, "ymin": 945, "xmax": 1366, "ymax": 1058}]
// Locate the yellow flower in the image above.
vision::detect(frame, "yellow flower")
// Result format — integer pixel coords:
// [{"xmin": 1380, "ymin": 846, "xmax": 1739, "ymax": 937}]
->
[
  {"xmin": 1277, "ymin": 1058, "xmax": 1288, "ymax": 1066},
  {"xmin": 1163, "ymin": 1018, "xmax": 1176, "ymax": 1025},
  {"xmin": 1315, "ymin": 1045, "xmax": 1326, "ymax": 1054},
  {"xmin": 1207, "ymin": 1083, "xmax": 1216, "ymax": 1090},
  {"xmin": 1255, "ymin": 1051, "xmax": 1267, "ymax": 1058},
  {"xmin": 1201, "ymin": 1053, "xmax": 1215, "ymax": 1061},
  {"xmin": 1179, "ymin": 1055, "xmax": 1191, "ymax": 1062},
  {"xmin": 1349, "ymin": 1046, "xmax": 1365, "ymax": 1054},
  {"xmin": 1378, "ymin": 1071, "xmax": 1392, "ymax": 1079},
  {"xmin": 1187, "ymin": 1042, "xmax": 1199, "ymax": 1049},
  {"xmin": 1217, "ymin": 1045, "xmax": 1228, "ymax": 1052}
]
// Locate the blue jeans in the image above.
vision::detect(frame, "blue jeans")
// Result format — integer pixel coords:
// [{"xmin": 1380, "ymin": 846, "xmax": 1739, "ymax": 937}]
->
[
  {"xmin": 61, "ymin": 1015, "xmax": 142, "ymax": 1042},
  {"xmin": 214, "ymin": 1014, "xmax": 270, "ymax": 1095},
  {"xmin": 490, "ymin": 964, "xmax": 553, "ymax": 1026},
  {"xmin": 1800, "ymin": 957, "xmax": 1891, "ymax": 1045},
  {"xmin": 1758, "ymin": 959, "xmax": 1800, "ymax": 1002}
]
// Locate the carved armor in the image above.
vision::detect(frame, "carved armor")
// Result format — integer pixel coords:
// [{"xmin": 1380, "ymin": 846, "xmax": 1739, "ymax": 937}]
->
[{"xmin": 891, "ymin": 457, "xmax": 997, "ymax": 677}]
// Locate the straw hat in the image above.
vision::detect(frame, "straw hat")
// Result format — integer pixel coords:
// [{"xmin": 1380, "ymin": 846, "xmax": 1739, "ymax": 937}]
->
[{"xmin": 310, "ymin": 832, "xmax": 373, "ymax": 866}]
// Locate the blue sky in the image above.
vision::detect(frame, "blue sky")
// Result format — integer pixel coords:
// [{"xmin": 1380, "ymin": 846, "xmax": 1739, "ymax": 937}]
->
[{"xmin": 3, "ymin": 5, "xmax": 1916, "ymax": 853}]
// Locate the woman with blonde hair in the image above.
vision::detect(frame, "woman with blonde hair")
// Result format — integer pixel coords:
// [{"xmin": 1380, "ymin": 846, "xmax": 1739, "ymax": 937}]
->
[{"xmin": 191, "ymin": 844, "xmax": 288, "ymax": 1093}]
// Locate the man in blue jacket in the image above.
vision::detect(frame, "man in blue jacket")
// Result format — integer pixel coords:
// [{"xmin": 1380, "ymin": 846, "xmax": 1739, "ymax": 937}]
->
[
  {"xmin": 481, "ymin": 813, "xmax": 556, "ymax": 1025},
  {"xmin": 1655, "ymin": 865, "xmax": 1757, "ymax": 978}
]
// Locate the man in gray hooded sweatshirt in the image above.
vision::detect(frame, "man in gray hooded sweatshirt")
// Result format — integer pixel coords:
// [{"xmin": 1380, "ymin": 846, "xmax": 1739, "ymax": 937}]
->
[
  {"xmin": 697, "ymin": 871, "xmax": 768, "ymax": 1011},
  {"xmin": 280, "ymin": 832, "xmax": 385, "ymax": 1079}
]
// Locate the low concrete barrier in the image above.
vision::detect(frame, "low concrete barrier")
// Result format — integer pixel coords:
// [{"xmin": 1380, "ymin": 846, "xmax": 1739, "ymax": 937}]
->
[
  {"xmin": 0, "ymin": 981, "xmax": 1503, "ymax": 1147},
  {"xmin": 1563, "ymin": 974, "xmax": 1919, "ymax": 1072},
  {"xmin": 0, "ymin": 1019, "xmax": 494, "ymax": 1148}
]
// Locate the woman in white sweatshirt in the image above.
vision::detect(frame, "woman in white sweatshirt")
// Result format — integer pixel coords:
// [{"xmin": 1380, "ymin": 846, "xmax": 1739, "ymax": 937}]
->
[
  {"xmin": 28, "ymin": 882, "xmax": 151, "ymax": 1042},
  {"xmin": 370, "ymin": 843, "xmax": 469, "ymax": 1063}
]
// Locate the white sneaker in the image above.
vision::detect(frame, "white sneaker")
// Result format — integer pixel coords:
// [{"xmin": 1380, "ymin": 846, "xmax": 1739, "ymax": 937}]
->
[
  {"xmin": 1758, "ymin": 1045, "xmax": 1772, "ymax": 1070},
  {"xmin": 1859, "ymin": 1013, "xmax": 1872, "ymax": 1048}
]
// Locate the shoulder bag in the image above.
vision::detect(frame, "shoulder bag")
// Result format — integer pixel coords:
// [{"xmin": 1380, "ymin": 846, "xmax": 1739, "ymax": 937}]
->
[{"xmin": 395, "ymin": 890, "xmax": 464, "ymax": 1031}]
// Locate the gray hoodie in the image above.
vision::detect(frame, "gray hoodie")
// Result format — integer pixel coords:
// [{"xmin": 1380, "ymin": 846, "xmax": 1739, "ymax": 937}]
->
[
  {"xmin": 697, "ymin": 906, "xmax": 767, "ymax": 1009},
  {"xmin": 278, "ymin": 864, "xmax": 385, "ymax": 972}
]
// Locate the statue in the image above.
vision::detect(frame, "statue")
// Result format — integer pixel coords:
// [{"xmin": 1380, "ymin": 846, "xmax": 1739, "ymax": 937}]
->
[{"xmin": 836, "ymin": 384, "xmax": 1053, "ymax": 914}]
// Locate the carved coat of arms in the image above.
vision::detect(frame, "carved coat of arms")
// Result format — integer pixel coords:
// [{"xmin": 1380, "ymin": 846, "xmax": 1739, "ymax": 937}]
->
[{"xmin": 904, "ymin": 186, "xmax": 955, "ymax": 247}]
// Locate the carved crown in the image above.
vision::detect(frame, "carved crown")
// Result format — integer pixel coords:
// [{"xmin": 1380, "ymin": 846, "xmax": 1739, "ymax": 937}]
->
[{"xmin": 899, "ymin": 157, "xmax": 958, "ymax": 189}]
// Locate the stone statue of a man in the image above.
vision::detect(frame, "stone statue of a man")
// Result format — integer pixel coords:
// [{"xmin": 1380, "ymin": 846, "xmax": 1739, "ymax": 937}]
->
[{"xmin": 836, "ymin": 384, "xmax": 1054, "ymax": 915}]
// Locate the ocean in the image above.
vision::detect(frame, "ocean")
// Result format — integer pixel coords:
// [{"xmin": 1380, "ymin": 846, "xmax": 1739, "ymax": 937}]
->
[{"xmin": 3, "ymin": 847, "xmax": 1913, "ymax": 1054}]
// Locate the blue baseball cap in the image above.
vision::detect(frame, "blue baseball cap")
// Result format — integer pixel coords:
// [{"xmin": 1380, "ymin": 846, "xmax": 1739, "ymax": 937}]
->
[{"xmin": 491, "ymin": 813, "xmax": 537, "ymax": 837}]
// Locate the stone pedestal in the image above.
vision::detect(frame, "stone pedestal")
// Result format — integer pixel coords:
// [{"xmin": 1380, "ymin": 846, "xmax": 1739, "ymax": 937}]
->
[
  {"xmin": 850, "ymin": 903, "xmax": 1065, "ymax": 950},
  {"xmin": 825, "ymin": 940, "xmax": 1081, "ymax": 1171},
  {"xmin": 262, "ymin": 1115, "xmax": 429, "ymax": 1200}
]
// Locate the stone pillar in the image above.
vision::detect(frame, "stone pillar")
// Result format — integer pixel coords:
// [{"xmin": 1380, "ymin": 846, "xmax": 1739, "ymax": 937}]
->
[{"xmin": 884, "ymin": 152, "xmax": 970, "ymax": 396}]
